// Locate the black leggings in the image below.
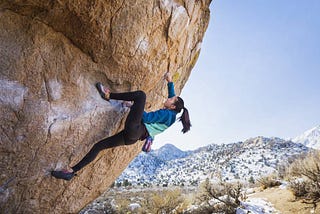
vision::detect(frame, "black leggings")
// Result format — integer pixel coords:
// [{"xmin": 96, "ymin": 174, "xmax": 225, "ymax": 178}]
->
[{"xmin": 72, "ymin": 91, "xmax": 147, "ymax": 172}]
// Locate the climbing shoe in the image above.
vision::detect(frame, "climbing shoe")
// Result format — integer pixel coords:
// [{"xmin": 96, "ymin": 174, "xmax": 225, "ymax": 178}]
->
[
  {"xmin": 96, "ymin": 82, "xmax": 110, "ymax": 101},
  {"xmin": 51, "ymin": 170, "xmax": 75, "ymax": 181}
]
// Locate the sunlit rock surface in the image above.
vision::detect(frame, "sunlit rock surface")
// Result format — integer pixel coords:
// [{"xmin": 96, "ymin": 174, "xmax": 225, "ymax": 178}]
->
[{"xmin": 0, "ymin": 0, "xmax": 211, "ymax": 213}]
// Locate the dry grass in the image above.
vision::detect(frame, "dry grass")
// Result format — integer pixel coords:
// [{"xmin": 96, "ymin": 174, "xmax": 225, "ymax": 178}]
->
[
  {"xmin": 144, "ymin": 188, "xmax": 189, "ymax": 214},
  {"xmin": 86, "ymin": 187, "xmax": 195, "ymax": 214},
  {"xmin": 249, "ymin": 186, "xmax": 319, "ymax": 214},
  {"xmin": 257, "ymin": 174, "xmax": 282, "ymax": 190}
]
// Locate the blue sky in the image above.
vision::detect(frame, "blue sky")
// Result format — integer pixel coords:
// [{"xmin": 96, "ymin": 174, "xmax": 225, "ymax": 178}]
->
[{"xmin": 155, "ymin": 1, "xmax": 320, "ymax": 150}]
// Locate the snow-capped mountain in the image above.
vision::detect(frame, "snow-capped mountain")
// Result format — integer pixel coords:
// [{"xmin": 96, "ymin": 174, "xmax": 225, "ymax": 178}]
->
[
  {"xmin": 116, "ymin": 144, "xmax": 191, "ymax": 183},
  {"xmin": 117, "ymin": 137, "xmax": 310, "ymax": 186},
  {"xmin": 152, "ymin": 144, "xmax": 192, "ymax": 161},
  {"xmin": 292, "ymin": 125, "xmax": 320, "ymax": 149}
]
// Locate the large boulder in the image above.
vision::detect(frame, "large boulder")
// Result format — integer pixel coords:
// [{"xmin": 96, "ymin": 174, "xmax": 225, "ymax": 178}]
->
[{"xmin": 0, "ymin": 0, "xmax": 211, "ymax": 213}]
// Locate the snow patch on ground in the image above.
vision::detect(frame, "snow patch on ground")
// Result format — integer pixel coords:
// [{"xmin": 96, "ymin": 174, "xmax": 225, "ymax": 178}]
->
[
  {"xmin": 128, "ymin": 203, "xmax": 141, "ymax": 211},
  {"xmin": 237, "ymin": 198, "xmax": 279, "ymax": 214},
  {"xmin": 279, "ymin": 181, "xmax": 288, "ymax": 189}
]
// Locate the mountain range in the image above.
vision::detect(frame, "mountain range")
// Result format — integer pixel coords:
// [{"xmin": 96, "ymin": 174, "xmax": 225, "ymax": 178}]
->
[
  {"xmin": 117, "ymin": 126, "xmax": 320, "ymax": 186},
  {"xmin": 292, "ymin": 125, "xmax": 320, "ymax": 149}
]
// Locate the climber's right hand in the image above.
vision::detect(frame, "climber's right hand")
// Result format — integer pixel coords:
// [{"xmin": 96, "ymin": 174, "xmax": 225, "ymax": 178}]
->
[{"xmin": 164, "ymin": 72, "xmax": 172, "ymax": 83}]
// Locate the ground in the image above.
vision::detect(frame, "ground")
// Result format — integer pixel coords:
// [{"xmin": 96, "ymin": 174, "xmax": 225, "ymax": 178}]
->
[
  {"xmin": 248, "ymin": 186, "xmax": 319, "ymax": 214},
  {"xmin": 81, "ymin": 185, "xmax": 319, "ymax": 213}
]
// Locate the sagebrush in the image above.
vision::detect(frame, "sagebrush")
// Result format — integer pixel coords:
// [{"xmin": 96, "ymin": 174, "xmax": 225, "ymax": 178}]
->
[{"xmin": 287, "ymin": 151, "xmax": 320, "ymax": 207}]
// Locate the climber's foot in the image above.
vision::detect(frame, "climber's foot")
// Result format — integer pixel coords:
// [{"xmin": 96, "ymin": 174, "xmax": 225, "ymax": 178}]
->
[
  {"xmin": 51, "ymin": 170, "xmax": 75, "ymax": 181},
  {"xmin": 96, "ymin": 82, "xmax": 110, "ymax": 101}
]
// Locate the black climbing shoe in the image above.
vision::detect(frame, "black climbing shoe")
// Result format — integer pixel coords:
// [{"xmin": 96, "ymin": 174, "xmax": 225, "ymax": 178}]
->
[
  {"xmin": 51, "ymin": 170, "xmax": 75, "ymax": 181},
  {"xmin": 96, "ymin": 82, "xmax": 110, "ymax": 101}
]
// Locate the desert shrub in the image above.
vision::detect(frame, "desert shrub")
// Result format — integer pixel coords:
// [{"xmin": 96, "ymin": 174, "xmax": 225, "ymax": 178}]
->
[
  {"xmin": 144, "ymin": 188, "xmax": 187, "ymax": 214},
  {"xmin": 248, "ymin": 176, "xmax": 255, "ymax": 184},
  {"xmin": 287, "ymin": 151, "xmax": 320, "ymax": 206},
  {"xmin": 105, "ymin": 187, "xmax": 188, "ymax": 214},
  {"xmin": 289, "ymin": 179, "xmax": 310, "ymax": 198},
  {"xmin": 191, "ymin": 178, "xmax": 245, "ymax": 214},
  {"xmin": 257, "ymin": 174, "xmax": 282, "ymax": 190}
]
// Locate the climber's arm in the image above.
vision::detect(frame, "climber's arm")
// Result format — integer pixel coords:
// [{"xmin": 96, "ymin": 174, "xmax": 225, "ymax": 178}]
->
[{"xmin": 164, "ymin": 72, "xmax": 176, "ymax": 98}]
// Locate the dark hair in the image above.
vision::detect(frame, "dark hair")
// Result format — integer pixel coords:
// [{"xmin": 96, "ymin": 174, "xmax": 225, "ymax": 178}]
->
[{"xmin": 174, "ymin": 97, "xmax": 191, "ymax": 133}]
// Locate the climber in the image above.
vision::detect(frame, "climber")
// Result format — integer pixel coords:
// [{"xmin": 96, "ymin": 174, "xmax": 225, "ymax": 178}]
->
[{"xmin": 51, "ymin": 72, "xmax": 191, "ymax": 181}]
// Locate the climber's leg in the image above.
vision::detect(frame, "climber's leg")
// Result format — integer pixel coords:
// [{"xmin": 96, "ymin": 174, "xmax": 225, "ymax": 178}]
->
[
  {"xmin": 71, "ymin": 131, "xmax": 125, "ymax": 172},
  {"xmin": 110, "ymin": 91, "xmax": 147, "ymax": 144},
  {"xmin": 51, "ymin": 131, "xmax": 125, "ymax": 180},
  {"xmin": 95, "ymin": 83, "xmax": 147, "ymax": 141},
  {"xmin": 96, "ymin": 82, "xmax": 145, "ymax": 120},
  {"xmin": 51, "ymin": 170, "xmax": 75, "ymax": 181}
]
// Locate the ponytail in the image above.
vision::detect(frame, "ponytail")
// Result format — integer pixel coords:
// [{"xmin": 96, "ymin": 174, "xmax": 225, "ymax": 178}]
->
[
  {"xmin": 174, "ymin": 97, "xmax": 191, "ymax": 133},
  {"xmin": 179, "ymin": 107, "xmax": 191, "ymax": 133}
]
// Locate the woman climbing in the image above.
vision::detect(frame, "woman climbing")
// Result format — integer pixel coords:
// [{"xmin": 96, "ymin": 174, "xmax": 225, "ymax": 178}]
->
[{"xmin": 51, "ymin": 72, "xmax": 191, "ymax": 181}]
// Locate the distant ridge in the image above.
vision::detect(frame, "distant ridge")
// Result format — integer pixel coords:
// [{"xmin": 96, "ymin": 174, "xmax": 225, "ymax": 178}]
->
[
  {"xmin": 117, "ymin": 136, "xmax": 310, "ymax": 186},
  {"xmin": 153, "ymin": 144, "xmax": 192, "ymax": 161}
]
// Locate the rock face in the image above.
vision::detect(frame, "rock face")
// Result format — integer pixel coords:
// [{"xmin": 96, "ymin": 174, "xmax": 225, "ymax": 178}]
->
[{"xmin": 0, "ymin": 0, "xmax": 211, "ymax": 213}]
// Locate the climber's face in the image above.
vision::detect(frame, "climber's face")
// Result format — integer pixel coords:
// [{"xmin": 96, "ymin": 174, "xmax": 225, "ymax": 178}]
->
[{"xmin": 164, "ymin": 96, "xmax": 178, "ymax": 110}]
